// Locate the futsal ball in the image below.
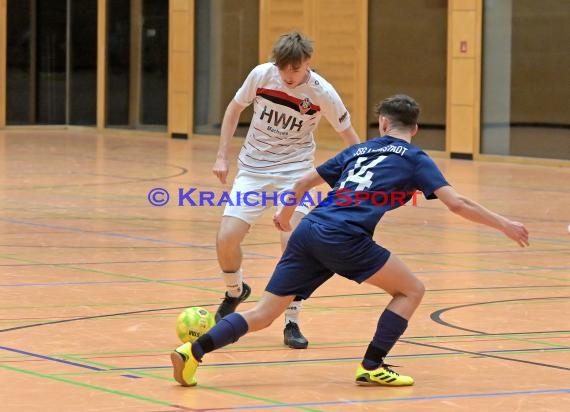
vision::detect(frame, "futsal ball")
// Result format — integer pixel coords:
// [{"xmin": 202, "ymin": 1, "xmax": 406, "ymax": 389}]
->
[{"xmin": 175, "ymin": 306, "xmax": 216, "ymax": 343}]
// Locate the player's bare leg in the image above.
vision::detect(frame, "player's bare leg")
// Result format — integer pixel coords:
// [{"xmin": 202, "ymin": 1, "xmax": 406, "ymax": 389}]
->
[
  {"xmin": 280, "ymin": 211, "xmax": 309, "ymax": 349},
  {"xmin": 215, "ymin": 216, "xmax": 252, "ymax": 322},
  {"xmin": 354, "ymin": 254, "xmax": 425, "ymax": 386}
]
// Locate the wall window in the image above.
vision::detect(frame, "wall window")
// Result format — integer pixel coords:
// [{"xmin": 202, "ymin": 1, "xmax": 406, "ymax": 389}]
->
[
  {"xmin": 106, "ymin": 0, "xmax": 168, "ymax": 130},
  {"xmin": 481, "ymin": 0, "xmax": 570, "ymax": 160},
  {"xmin": 367, "ymin": 0, "xmax": 447, "ymax": 150},
  {"xmin": 194, "ymin": 0, "xmax": 259, "ymax": 136},
  {"xmin": 6, "ymin": 0, "xmax": 97, "ymax": 125}
]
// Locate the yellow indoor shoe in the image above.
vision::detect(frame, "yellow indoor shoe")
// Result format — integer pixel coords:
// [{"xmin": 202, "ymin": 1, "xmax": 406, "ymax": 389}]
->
[
  {"xmin": 355, "ymin": 363, "xmax": 414, "ymax": 386},
  {"xmin": 171, "ymin": 342, "xmax": 199, "ymax": 386}
]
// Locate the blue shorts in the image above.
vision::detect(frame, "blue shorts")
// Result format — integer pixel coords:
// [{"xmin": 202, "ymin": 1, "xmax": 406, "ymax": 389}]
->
[{"xmin": 265, "ymin": 219, "xmax": 391, "ymax": 299}]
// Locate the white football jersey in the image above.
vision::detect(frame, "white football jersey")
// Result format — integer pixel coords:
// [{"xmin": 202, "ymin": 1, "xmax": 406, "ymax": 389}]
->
[{"xmin": 234, "ymin": 63, "xmax": 352, "ymax": 173}]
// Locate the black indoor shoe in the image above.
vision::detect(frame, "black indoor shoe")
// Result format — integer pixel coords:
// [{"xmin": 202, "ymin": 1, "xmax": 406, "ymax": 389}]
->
[
  {"xmin": 214, "ymin": 283, "xmax": 251, "ymax": 323},
  {"xmin": 283, "ymin": 321, "xmax": 309, "ymax": 349}
]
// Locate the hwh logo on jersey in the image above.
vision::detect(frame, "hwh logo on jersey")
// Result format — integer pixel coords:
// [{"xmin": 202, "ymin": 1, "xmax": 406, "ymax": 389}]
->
[{"xmin": 260, "ymin": 106, "xmax": 303, "ymax": 131}]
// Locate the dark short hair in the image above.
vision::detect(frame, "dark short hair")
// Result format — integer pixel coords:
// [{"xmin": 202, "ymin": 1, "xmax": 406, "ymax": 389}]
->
[
  {"xmin": 375, "ymin": 94, "xmax": 420, "ymax": 129},
  {"xmin": 271, "ymin": 32, "xmax": 313, "ymax": 70}
]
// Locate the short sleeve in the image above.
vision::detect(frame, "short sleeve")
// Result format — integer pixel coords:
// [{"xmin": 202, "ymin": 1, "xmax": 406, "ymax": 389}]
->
[
  {"xmin": 319, "ymin": 83, "xmax": 352, "ymax": 133},
  {"xmin": 413, "ymin": 153, "xmax": 450, "ymax": 199},
  {"xmin": 234, "ymin": 64, "xmax": 265, "ymax": 106},
  {"xmin": 316, "ymin": 149, "xmax": 349, "ymax": 188}
]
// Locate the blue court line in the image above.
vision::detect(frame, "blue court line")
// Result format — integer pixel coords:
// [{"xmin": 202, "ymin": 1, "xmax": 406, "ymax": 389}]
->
[
  {"xmin": 109, "ymin": 346, "xmax": 570, "ymax": 371},
  {"xmin": 0, "ymin": 258, "xmax": 219, "ymax": 267},
  {"xmin": 5, "ymin": 346, "xmax": 568, "ymax": 374},
  {"xmin": 4, "ymin": 344, "xmax": 569, "ymax": 408},
  {"xmin": 1, "ymin": 345, "xmax": 144, "ymax": 381},
  {"xmin": 2, "ymin": 270, "xmax": 569, "ymax": 288},
  {"xmin": 0, "ymin": 277, "xmax": 243, "ymax": 287},
  {"xmin": 0, "ymin": 345, "xmax": 104, "ymax": 371},
  {"xmin": 203, "ymin": 388, "xmax": 570, "ymax": 410}
]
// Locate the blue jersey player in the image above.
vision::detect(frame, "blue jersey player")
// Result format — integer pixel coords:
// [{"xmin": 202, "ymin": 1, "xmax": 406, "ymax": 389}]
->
[{"xmin": 171, "ymin": 94, "xmax": 529, "ymax": 387}]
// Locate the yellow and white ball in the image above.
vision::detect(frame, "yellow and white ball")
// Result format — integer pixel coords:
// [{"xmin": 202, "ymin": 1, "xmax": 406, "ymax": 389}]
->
[{"xmin": 175, "ymin": 306, "xmax": 216, "ymax": 343}]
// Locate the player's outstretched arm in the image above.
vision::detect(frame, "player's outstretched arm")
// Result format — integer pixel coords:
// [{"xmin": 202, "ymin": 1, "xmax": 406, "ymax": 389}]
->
[
  {"xmin": 213, "ymin": 100, "xmax": 245, "ymax": 184},
  {"xmin": 434, "ymin": 185, "xmax": 529, "ymax": 247},
  {"xmin": 273, "ymin": 168, "xmax": 325, "ymax": 232},
  {"xmin": 337, "ymin": 125, "xmax": 361, "ymax": 146}
]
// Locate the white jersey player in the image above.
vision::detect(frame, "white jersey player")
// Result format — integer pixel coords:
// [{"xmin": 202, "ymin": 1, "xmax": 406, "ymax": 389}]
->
[{"xmin": 211, "ymin": 32, "xmax": 360, "ymax": 349}]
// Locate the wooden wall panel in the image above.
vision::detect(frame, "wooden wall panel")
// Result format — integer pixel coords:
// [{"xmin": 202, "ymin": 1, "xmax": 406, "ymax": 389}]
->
[
  {"xmin": 259, "ymin": 0, "xmax": 306, "ymax": 61},
  {"xmin": 1, "ymin": 0, "xmax": 8, "ymax": 127},
  {"xmin": 171, "ymin": 91, "xmax": 189, "ymax": 133},
  {"xmin": 446, "ymin": 0, "xmax": 482, "ymax": 157},
  {"xmin": 448, "ymin": 104, "xmax": 474, "ymax": 153},
  {"xmin": 452, "ymin": 0, "xmax": 476, "ymax": 10},
  {"xmin": 215, "ymin": 2, "xmax": 260, "ymax": 123},
  {"xmin": 129, "ymin": 0, "xmax": 143, "ymax": 127},
  {"xmin": 312, "ymin": 0, "xmax": 367, "ymax": 148},
  {"xmin": 367, "ymin": 1, "xmax": 448, "ymax": 131},
  {"xmin": 96, "ymin": 0, "xmax": 106, "ymax": 129},
  {"xmin": 171, "ymin": 10, "xmax": 191, "ymax": 54},
  {"xmin": 168, "ymin": 1, "xmax": 194, "ymax": 137},
  {"xmin": 510, "ymin": 1, "xmax": 570, "ymax": 124},
  {"xmin": 450, "ymin": 59, "xmax": 475, "ymax": 105},
  {"xmin": 171, "ymin": 52, "xmax": 190, "ymax": 89},
  {"xmin": 260, "ymin": 0, "xmax": 367, "ymax": 149},
  {"xmin": 451, "ymin": 10, "xmax": 476, "ymax": 59},
  {"xmin": 172, "ymin": 0, "xmax": 190, "ymax": 10}
]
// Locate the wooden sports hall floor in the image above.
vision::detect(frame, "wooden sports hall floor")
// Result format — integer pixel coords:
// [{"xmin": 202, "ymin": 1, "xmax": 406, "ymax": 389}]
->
[{"xmin": 0, "ymin": 130, "xmax": 569, "ymax": 411}]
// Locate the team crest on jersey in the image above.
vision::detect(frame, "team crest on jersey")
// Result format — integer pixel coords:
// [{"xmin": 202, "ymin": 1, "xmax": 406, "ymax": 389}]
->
[{"xmin": 299, "ymin": 97, "xmax": 312, "ymax": 115}]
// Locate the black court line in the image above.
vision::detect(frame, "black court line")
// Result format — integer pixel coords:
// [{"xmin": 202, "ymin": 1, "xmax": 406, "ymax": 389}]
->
[
  {"xmin": 109, "ymin": 347, "xmax": 569, "ymax": 372},
  {"xmin": 2, "ymin": 294, "xmax": 568, "ymax": 375},
  {"xmin": 2, "ymin": 297, "xmax": 569, "ymax": 375},
  {"xmin": 7, "ymin": 165, "xmax": 189, "ymax": 190},
  {"xmin": 403, "ymin": 339, "xmax": 570, "ymax": 372},
  {"xmin": 2, "ymin": 291, "xmax": 569, "ymax": 335},
  {"xmin": 0, "ymin": 218, "xmax": 276, "ymax": 259},
  {"xmin": 424, "ymin": 296, "xmax": 570, "ymax": 372},
  {"xmin": 0, "ymin": 305, "xmax": 217, "ymax": 333},
  {"xmin": 431, "ymin": 296, "xmax": 570, "ymax": 334}
]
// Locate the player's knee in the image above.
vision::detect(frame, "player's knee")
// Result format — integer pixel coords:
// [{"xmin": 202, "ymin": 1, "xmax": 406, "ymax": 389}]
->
[
  {"xmin": 216, "ymin": 227, "xmax": 240, "ymax": 249},
  {"xmin": 217, "ymin": 220, "xmax": 248, "ymax": 247},
  {"xmin": 409, "ymin": 280, "xmax": 425, "ymax": 303}
]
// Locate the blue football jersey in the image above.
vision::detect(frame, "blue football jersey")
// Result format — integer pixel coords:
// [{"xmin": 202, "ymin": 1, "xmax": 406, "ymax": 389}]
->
[{"xmin": 307, "ymin": 136, "xmax": 449, "ymax": 235}]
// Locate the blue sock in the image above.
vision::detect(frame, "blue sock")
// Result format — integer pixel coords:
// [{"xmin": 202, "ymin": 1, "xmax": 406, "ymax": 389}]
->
[
  {"xmin": 362, "ymin": 309, "xmax": 408, "ymax": 370},
  {"xmin": 191, "ymin": 313, "xmax": 249, "ymax": 361}
]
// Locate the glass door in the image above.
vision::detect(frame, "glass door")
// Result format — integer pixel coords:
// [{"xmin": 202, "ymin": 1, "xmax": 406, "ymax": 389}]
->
[{"xmin": 6, "ymin": 0, "xmax": 167, "ymax": 130}]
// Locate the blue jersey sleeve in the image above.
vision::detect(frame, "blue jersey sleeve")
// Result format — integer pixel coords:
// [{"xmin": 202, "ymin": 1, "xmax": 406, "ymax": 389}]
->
[
  {"xmin": 316, "ymin": 149, "xmax": 348, "ymax": 188},
  {"xmin": 413, "ymin": 153, "xmax": 449, "ymax": 199}
]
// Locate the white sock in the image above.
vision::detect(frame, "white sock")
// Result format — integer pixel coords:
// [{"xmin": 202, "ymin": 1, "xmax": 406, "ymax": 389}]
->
[
  {"xmin": 222, "ymin": 269, "xmax": 243, "ymax": 297},
  {"xmin": 284, "ymin": 300, "xmax": 302, "ymax": 325}
]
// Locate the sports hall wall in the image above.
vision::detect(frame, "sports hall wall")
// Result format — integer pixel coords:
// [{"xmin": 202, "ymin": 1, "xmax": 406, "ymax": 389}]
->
[{"xmin": 1, "ymin": 0, "xmax": 569, "ymax": 162}]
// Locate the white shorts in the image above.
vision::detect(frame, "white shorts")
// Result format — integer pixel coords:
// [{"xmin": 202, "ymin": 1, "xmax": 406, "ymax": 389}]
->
[{"xmin": 223, "ymin": 169, "xmax": 313, "ymax": 225}]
